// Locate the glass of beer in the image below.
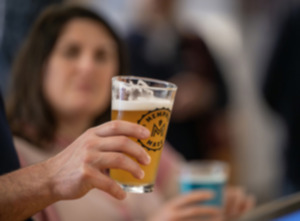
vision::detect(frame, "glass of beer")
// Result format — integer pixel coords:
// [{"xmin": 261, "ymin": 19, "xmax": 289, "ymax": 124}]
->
[
  {"xmin": 180, "ymin": 160, "xmax": 229, "ymax": 207},
  {"xmin": 110, "ymin": 76, "xmax": 177, "ymax": 193}
]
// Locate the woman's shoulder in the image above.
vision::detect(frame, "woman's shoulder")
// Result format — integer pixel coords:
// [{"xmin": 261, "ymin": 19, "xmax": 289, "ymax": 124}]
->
[{"xmin": 13, "ymin": 136, "xmax": 50, "ymax": 166}]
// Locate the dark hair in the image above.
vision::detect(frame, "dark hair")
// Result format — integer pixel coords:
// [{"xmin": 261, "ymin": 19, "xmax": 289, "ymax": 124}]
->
[{"xmin": 6, "ymin": 4, "xmax": 126, "ymax": 147}]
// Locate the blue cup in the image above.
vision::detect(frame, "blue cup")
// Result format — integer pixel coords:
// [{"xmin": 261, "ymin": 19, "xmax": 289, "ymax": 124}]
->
[{"xmin": 179, "ymin": 160, "xmax": 228, "ymax": 207}]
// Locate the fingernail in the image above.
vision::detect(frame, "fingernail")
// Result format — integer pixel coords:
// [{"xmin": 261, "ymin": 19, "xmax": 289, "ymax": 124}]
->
[
  {"xmin": 140, "ymin": 154, "xmax": 151, "ymax": 165},
  {"xmin": 138, "ymin": 170, "xmax": 145, "ymax": 179},
  {"xmin": 145, "ymin": 155, "xmax": 151, "ymax": 164}
]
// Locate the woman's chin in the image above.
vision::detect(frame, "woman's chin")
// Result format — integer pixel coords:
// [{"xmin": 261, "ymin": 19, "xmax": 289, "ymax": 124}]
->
[{"xmin": 66, "ymin": 105, "xmax": 104, "ymax": 117}]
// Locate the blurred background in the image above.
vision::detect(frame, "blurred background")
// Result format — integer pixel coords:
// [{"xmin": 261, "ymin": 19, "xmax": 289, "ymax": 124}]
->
[{"xmin": 0, "ymin": 0, "xmax": 299, "ymax": 204}]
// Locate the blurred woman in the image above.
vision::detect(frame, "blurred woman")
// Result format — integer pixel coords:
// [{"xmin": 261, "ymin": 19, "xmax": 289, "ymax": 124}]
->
[{"xmin": 7, "ymin": 4, "xmax": 254, "ymax": 221}]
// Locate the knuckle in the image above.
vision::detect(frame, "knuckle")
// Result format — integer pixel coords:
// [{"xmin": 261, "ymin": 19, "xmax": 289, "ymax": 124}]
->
[
  {"xmin": 113, "ymin": 154, "xmax": 127, "ymax": 165},
  {"xmin": 85, "ymin": 128, "xmax": 95, "ymax": 136},
  {"xmin": 83, "ymin": 141, "xmax": 92, "ymax": 150},
  {"xmin": 79, "ymin": 165, "xmax": 92, "ymax": 181},
  {"xmin": 118, "ymin": 136, "xmax": 129, "ymax": 147},
  {"xmin": 137, "ymin": 149, "xmax": 147, "ymax": 161},
  {"xmin": 109, "ymin": 121, "xmax": 120, "ymax": 133},
  {"xmin": 85, "ymin": 153, "xmax": 93, "ymax": 163},
  {"xmin": 83, "ymin": 152, "xmax": 93, "ymax": 164},
  {"xmin": 83, "ymin": 138, "xmax": 98, "ymax": 151},
  {"xmin": 102, "ymin": 178, "xmax": 116, "ymax": 192}
]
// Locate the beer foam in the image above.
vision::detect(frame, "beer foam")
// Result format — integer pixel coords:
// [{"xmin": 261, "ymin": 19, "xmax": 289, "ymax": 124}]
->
[
  {"xmin": 112, "ymin": 77, "xmax": 175, "ymax": 111},
  {"xmin": 112, "ymin": 98, "xmax": 173, "ymax": 111}
]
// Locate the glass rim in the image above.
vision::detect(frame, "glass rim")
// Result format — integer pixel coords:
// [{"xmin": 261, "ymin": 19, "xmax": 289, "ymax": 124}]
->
[
  {"xmin": 112, "ymin": 75, "xmax": 177, "ymax": 91},
  {"xmin": 181, "ymin": 160, "xmax": 229, "ymax": 170}
]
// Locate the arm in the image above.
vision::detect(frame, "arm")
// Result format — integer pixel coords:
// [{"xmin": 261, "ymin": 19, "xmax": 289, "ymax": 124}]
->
[
  {"xmin": 0, "ymin": 120, "xmax": 151, "ymax": 221},
  {"xmin": 0, "ymin": 162, "xmax": 56, "ymax": 221}
]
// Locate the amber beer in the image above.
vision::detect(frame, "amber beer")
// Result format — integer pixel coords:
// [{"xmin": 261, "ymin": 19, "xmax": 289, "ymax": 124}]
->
[{"xmin": 110, "ymin": 76, "xmax": 177, "ymax": 193}]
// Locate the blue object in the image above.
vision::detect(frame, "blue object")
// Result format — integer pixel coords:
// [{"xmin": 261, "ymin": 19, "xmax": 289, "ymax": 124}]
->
[
  {"xmin": 273, "ymin": 210, "xmax": 300, "ymax": 221},
  {"xmin": 180, "ymin": 180, "xmax": 225, "ymax": 206}
]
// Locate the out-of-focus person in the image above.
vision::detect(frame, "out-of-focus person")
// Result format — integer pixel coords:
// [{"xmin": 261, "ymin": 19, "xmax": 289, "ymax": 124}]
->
[
  {"xmin": 126, "ymin": 0, "xmax": 230, "ymax": 162},
  {"xmin": 0, "ymin": 4, "xmax": 155, "ymax": 220},
  {"xmin": 7, "ymin": 4, "xmax": 254, "ymax": 221}
]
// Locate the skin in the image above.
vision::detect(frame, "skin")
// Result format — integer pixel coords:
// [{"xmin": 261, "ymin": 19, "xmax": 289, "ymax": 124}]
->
[
  {"xmin": 43, "ymin": 18, "xmax": 118, "ymax": 140},
  {"xmin": 149, "ymin": 188, "xmax": 255, "ymax": 221},
  {"xmin": 224, "ymin": 187, "xmax": 255, "ymax": 220},
  {"xmin": 0, "ymin": 121, "xmax": 151, "ymax": 221},
  {"xmin": 0, "ymin": 17, "xmax": 255, "ymax": 221},
  {"xmin": 149, "ymin": 191, "xmax": 222, "ymax": 221},
  {"xmin": 40, "ymin": 18, "xmax": 255, "ymax": 221},
  {"xmin": 0, "ymin": 18, "xmax": 150, "ymax": 221}
]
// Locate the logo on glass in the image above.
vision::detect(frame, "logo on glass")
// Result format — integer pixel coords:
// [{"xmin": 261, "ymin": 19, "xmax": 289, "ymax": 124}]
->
[{"xmin": 137, "ymin": 108, "xmax": 170, "ymax": 151}]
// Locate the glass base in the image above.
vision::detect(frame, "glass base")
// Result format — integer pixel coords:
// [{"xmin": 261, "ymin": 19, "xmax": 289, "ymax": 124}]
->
[{"xmin": 119, "ymin": 183, "xmax": 154, "ymax": 193}]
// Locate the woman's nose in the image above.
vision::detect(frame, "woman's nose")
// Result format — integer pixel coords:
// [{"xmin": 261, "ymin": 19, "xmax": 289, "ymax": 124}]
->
[{"xmin": 77, "ymin": 54, "xmax": 96, "ymax": 75}]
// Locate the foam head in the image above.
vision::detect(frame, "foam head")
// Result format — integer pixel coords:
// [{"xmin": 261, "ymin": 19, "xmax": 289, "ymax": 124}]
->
[{"xmin": 112, "ymin": 77, "xmax": 175, "ymax": 111}]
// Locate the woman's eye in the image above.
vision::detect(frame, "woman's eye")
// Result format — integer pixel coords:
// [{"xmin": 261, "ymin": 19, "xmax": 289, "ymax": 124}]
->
[
  {"xmin": 63, "ymin": 46, "xmax": 80, "ymax": 58},
  {"xmin": 95, "ymin": 50, "xmax": 107, "ymax": 62}
]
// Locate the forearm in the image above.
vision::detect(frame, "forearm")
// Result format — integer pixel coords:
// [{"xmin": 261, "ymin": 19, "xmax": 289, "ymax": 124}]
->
[{"xmin": 0, "ymin": 161, "xmax": 57, "ymax": 221}]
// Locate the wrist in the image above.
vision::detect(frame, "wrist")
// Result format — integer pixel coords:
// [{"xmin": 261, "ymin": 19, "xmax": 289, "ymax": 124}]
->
[{"xmin": 43, "ymin": 157, "xmax": 61, "ymax": 202}]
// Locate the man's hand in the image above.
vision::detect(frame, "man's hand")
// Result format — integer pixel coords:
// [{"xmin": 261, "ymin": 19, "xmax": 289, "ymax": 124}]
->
[
  {"xmin": 149, "ymin": 191, "xmax": 222, "ymax": 221},
  {"xmin": 47, "ymin": 120, "xmax": 151, "ymax": 200},
  {"xmin": 0, "ymin": 120, "xmax": 151, "ymax": 221}
]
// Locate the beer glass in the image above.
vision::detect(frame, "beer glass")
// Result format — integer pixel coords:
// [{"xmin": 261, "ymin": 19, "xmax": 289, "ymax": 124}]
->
[
  {"xmin": 110, "ymin": 76, "xmax": 177, "ymax": 193},
  {"xmin": 180, "ymin": 160, "xmax": 229, "ymax": 207}
]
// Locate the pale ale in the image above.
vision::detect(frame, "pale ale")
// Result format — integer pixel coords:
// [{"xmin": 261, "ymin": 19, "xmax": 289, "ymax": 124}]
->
[
  {"xmin": 111, "ymin": 76, "xmax": 177, "ymax": 193},
  {"xmin": 110, "ymin": 100, "xmax": 172, "ymax": 190}
]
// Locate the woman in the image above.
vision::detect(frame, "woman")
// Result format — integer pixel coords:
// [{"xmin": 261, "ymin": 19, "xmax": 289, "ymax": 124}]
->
[{"xmin": 7, "ymin": 4, "xmax": 254, "ymax": 221}]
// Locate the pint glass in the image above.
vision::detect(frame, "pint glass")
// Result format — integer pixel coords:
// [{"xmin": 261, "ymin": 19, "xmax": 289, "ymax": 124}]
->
[
  {"xmin": 110, "ymin": 76, "xmax": 177, "ymax": 193},
  {"xmin": 180, "ymin": 160, "xmax": 229, "ymax": 206}
]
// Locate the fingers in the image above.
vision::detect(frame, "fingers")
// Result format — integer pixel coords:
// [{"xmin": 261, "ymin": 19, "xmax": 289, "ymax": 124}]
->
[
  {"xmin": 225, "ymin": 187, "xmax": 255, "ymax": 218},
  {"xmin": 176, "ymin": 206, "xmax": 221, "ymax": 220},
  {"xmin": 98, "ymin": 136, "xmax": 151, "ymax": 165},
  {"xmin": 240, "ymin": 194, "xmax": 256, "ymax": 214},
  {"xmin": 94, "ymin": 120, "xmax": 150, "ymax": 139},
  {"xmin": 96, "ymin": 152, "xmax": 145, "ymax": 179},
  {"xmin": 89, "ymin": 168, "xmax": 126, "ymax": 200},
  {"xmin": 171, "ymin": 191, "xmax": 214, "ymax": 208},
  {"xmin": 65, "ymin": 121, "xmax": 152, "ymax": 200},
  {"xmin": 225, "ymin": 187, "xmax": 243, "ymax": 216}
]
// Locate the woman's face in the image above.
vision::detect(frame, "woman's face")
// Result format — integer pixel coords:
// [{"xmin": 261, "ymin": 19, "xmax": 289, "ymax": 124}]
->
[{"xmin": 43, "ymin": 18, "xmax": 118, "ymax": 119}]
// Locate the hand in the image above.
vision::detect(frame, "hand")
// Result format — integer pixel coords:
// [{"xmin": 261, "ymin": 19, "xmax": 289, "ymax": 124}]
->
[
  {"xmin": 149, "ymin": 191, "xmax": 223, "ymax": 221},
  {"xmin": 45, "ymin": 120, "xmax": 151, "ymax": 201},
  {"xmin": 224, "ymin": 187, "xmax": 255, "ymax": 220}
]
